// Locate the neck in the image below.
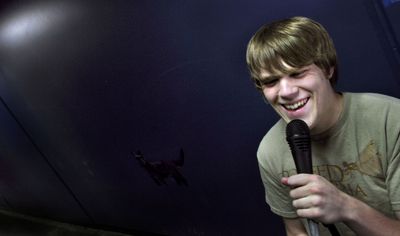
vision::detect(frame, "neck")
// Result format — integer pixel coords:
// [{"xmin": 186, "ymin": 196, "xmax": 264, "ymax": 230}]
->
[{"xmin": 312, "ymin": 91, "xmax": 343, "ymax": 135}]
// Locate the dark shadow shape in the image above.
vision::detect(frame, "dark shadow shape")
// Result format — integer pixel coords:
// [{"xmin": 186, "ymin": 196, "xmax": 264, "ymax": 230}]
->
[{"xmin": 133, "ymin": 149, "xmax": 188, "ymax": 186}]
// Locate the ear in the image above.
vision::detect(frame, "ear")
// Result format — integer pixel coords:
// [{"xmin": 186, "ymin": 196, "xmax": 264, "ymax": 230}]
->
[{"xmin": 327, "ymin": 67, "xmax": 334, "ymax": 79}]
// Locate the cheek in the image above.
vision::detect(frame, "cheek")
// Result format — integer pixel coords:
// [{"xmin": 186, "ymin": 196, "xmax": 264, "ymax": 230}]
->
[{"xmin": 262, "ymin": 88, "xmax": 275, "ymax": 103}]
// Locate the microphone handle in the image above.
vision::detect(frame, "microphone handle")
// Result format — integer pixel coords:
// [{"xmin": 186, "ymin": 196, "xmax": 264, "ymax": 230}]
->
[{"xmin": 309, "ymin": 219, "xmax": 320, "ymax": 236}]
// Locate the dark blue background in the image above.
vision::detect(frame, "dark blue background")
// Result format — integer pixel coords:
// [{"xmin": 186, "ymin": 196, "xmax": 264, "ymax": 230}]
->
[{"xmin": 0, "ymin": 0, "xmax": 399, "ymax": 235}]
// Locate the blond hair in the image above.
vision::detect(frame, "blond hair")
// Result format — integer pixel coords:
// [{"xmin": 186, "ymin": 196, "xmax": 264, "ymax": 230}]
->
[{"xmin": 246, "ymin": 16, "xmax": 338, "ymax": 90}]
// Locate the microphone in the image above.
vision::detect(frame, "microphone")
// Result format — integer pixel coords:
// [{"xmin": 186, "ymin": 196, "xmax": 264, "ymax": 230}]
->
[
  {"xmin": 286, "ymin": 119, "xmax": 340, "ymax": 236},
  {"xmin": 286, "ymin": 119, "xmax": 312, "ymax": 174}
]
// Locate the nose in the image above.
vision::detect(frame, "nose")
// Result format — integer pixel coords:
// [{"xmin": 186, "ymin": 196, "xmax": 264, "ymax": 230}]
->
[{"xmin": 278, "ymin": 77, "xmax": 298, "ymax": 99}]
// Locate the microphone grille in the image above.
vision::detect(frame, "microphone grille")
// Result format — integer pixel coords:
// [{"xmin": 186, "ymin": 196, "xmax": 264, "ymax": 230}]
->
[{"xmin": 286, "ymin": 119, "xmax": 310, "ymax": 138}]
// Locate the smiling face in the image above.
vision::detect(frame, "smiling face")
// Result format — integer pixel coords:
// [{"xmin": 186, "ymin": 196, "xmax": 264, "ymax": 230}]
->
[{"xmin": 260, "ymin": 63, "xmax": 342, "ymax": 134}]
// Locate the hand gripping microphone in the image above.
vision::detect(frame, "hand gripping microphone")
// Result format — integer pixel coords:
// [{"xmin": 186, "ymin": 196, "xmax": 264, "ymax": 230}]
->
[{"xmin": 286, "ymin": 119, "xmax": 340, "ymax": 236}]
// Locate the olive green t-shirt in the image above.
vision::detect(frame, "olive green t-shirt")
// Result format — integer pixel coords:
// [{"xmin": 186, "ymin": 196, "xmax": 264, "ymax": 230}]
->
[{"xmin": 257, "ymin": 93, "xmax": 400, "ymax": 235}]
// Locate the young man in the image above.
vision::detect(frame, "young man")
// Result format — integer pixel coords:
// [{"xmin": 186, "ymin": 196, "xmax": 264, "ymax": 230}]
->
[{"xmin": 246, "ymin": 16, "xmax": 400, "ymax": 235}]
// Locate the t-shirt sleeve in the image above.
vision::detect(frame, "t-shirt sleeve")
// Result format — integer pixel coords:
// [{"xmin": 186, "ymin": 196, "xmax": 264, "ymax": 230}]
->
[
  {"xmin": 387, "ymin": 131, "xmax": 400, "ymax": 212},
  {"xmin": 388, "ymin": 152, "xmax": 400, "ymax": 212},
  {"xmin": 385, "ymin": 98, "xmax": 400, "ymax": 212},
  {"xmin": 257, "ymin": 135, "xmax": 298, "ymax": 218}
]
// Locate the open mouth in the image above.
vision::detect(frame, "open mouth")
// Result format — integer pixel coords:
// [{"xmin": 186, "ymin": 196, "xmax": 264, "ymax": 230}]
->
[{"xmin": 282, "ymin": 98, "xmax": 309, "ymax": 111}]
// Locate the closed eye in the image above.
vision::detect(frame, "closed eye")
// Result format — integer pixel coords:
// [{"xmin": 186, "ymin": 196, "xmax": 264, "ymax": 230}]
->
[
  {"xmin": 290, "ymin": 69, "xmax": 308, "ymax": 78},
  {"xmin": 263, "ymin": 79, "xmax": 278, "ymax": 87},
  {"xmin": 259, "ymin": 75, "xmax": 281, "ymax": 88},
  {"xmin": 260, "ymin": 77, "xmax": 280, "ymax": 88}
]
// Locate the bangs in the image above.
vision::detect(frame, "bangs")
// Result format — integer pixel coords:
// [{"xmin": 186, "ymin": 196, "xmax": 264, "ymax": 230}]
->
[{"xmin": 247, "ymin": 32, "xmax": 313, "ymax": 85}]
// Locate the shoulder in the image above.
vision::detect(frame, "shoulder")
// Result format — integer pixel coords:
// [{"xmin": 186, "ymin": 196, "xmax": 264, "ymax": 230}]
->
[
  {"xmin": 346, "ymin": 92, "xmax": 400, "ymax": 107},
  {"xmin": 344, "ymin": 92, "xmax": 400, "ymax": 153},
  {"xmin": 344, "ymin": 93, "xmax": 400, "ymax": 123}
]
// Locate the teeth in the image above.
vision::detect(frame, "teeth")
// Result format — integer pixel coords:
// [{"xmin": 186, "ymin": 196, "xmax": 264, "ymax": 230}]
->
[{"xmin": 284, "ymin": 98, "xmax": 308, "ymax": 111}]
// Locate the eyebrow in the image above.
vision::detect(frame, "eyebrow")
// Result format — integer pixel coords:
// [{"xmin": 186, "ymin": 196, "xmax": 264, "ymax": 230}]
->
[
  {"xmin": 260, "ymin": 74, "xmax": 281, "ymax": 82},
  {"xmin": 291, "ymin": 68, "xmax": 309, "ymax": 76}
]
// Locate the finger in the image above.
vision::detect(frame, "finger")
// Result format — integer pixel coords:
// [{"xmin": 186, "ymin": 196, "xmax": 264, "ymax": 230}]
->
[
  {"xmin": 292, "ymin": 195, "xmax": 322, "ymax": 209},
  {"xmin": 290, "ymin": 184, "xmax": 312, "ymax": 199},
  {"xmin": 290, "ymin": 179, "xmax": 325, "ymax": 199},
  {"xmin": 281, "ymin": 177, "xmax": 289, "ymax": 185},
  {"xmin": 296, "ymin": 207, "xmax": 321, "ymax": 219},
  {"xmin": 286, "ymin": 173, "xmax": 314, "ymax": 187}
]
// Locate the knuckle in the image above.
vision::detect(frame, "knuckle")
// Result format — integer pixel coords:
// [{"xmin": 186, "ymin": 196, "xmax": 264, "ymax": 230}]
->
[
  {"xmin": 309, "ymin": 174, "xmax": 319, "ymax": 182},
  {"xmin": 312, "ymin": 196, "xmax": 322, "ymax": 206},
  {"xmin": 311, "ymin": 208, "xmax": 322, "ymax": 218},
  {"xmin": 309, "ymin": 185, "xmax": 320, "ymax": 194}
]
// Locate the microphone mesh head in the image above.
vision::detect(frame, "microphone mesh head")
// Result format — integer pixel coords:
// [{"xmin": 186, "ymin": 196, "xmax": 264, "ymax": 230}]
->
[{"xmin": 286, "ymin": 119, "xmax": 310, "ymax": 138}]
